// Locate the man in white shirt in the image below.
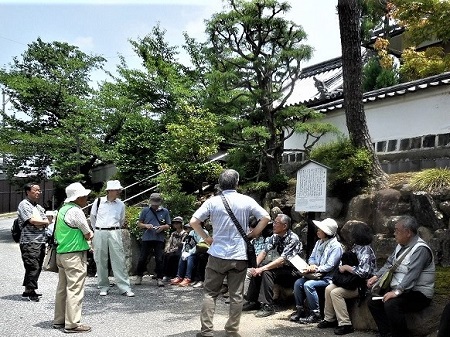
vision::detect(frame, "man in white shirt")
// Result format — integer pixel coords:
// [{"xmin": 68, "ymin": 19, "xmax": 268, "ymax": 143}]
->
[
  {"xmin": 190, "ymin": 169, "xmax": 270, "ymax": 337},
  {"xmin": 90, "ymin": 180, "xmax": 134, "ymax": 297}
]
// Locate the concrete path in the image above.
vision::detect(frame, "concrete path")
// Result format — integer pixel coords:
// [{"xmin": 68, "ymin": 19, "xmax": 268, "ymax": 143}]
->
[{"xmin": 0, "ymin": 216, "xmax": 377, "ymax": 337}]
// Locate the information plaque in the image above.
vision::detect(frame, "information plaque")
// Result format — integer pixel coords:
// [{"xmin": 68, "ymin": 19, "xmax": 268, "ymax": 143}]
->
[{"xmin": 295, "ymin": 160, "xmax": 328, "ymax": 212}]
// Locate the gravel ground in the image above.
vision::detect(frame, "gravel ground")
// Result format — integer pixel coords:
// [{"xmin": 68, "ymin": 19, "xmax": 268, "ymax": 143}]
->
[{"xmin": 0, "ymin": 216, "xmax": 377, "ymax": 337}]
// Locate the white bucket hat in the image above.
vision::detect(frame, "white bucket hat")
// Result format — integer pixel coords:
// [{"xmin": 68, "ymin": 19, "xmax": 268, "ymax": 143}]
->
[
  {"xmin": 105, "ymin": 180, "xmax": 123, "ymax": 191},
  {"xmin": 312, "ymin": 218, "xmax": 338, "ymax": 236},
  {"xmin": 65, "ymin": 182, "xmax": 91, "ymax": 203}
]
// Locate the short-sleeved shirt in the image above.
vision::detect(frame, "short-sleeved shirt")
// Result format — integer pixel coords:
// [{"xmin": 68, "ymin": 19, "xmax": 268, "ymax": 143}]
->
[
  {"xmin": 17, "ymin": 198, "xmax": 47, "ymax": 244},
  {"xmin": 264, "ymin": 230, "xmax": 302, "ymax": 262},
  {"xmin": 139, "ymin": 206, "xmax": 171, "ymax": 242},
  {"xmin": 90, "ymin": 197, "xmax": 125, "ymax": 229},
  {"xmin": 192, "ymin": 190, "xmax": 269, "ymax": 260}
]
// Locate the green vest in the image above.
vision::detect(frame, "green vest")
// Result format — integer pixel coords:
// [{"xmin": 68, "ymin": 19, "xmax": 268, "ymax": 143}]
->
[{"xmin": 55, "ymin": 202, "xmax": 90, "ymax": 254}]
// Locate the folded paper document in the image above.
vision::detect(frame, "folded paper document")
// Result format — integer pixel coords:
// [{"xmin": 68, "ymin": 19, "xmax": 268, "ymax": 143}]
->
[{"xmin": 289, "ymin": 255, "xmax": 309, "ymax": 272}]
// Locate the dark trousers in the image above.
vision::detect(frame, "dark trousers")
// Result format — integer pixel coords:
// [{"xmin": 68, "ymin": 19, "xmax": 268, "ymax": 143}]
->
[
  {"xmin": 246, "ymin": 266, "xmax": 296, "ymax": 306},
  {"xmin": 437, "ymin": 302, "xmax": 450, "ymax": 337},
  {"xmin": 136, "ymin": 240, "xmax": 165, "ymax": 279},
  {"xmin": 163, "ymin": 251, "xmax": 181, "ymax": 278},
  {"xmin": 20, "ymin": 242, "xmax": 46, "ymax": 290},
  {"xmin": 193, "ymin": 252, "xmax": 209, "ymax": 282},
  {"xmin": 368, "ymin": 290, "xmax": 431, "ymax": 337}
]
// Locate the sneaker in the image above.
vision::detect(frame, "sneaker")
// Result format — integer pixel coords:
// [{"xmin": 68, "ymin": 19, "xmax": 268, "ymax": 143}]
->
[
  {"xmin": 64, "ymin": 325, "xmax": 91, "ymax": 333},
  {"xmin": 334, "ymin": 325, "xmax": 354, "ymax": 335},
  {"xmin": 193, "ymin": 281, "xmax": 204, "ymax": 288},
  {"xmin": 99, "ymin": 290, "xmax": 108, "ymax": 296},
  {"xmin": 135, "ymin": 276, "xmax": 143, "ymax": 285},
  {"xmin": 299, "ymin": 311, "xmax": 321, "ymax": 324},
  {"xmin": 255, "ymin": 304, "xmax": 275, "ymax": 318},
  {"xmin": 317, "ymin": 320, "xmax": 338, "ymax": 329},
  {"xmin": 170, "ymin": 277, "xmax": 183, "ymax": 285},
  {"xmin": 22, "ymin": 290, "xmax": 42, "ymax": 297},
  {"xmin": 24, "ymin": 295, "xmax": 39, "ymax": 302},
  {"xmin": 157, "ymin": 279, "xmax": 165, "ymax": 287},
  {"xmin": 242, "ymin": 301, "xmax": 261, "ymax": 311},
  {"xmin": 178, "ymin": 278, "xmax": 192, "ymax": 287},
  {"xmin": 122, "ymin": 291, "xmax": 135, "ymax": 297},
  {"xmin": 289, "ymin": 306, "xmax": 306, "ymax": 322}
]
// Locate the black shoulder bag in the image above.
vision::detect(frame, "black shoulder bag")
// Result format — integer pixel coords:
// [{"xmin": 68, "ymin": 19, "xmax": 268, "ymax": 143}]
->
[{"xmin": 220, "ymin": 193, "xmax": 257, "ymax": 268}]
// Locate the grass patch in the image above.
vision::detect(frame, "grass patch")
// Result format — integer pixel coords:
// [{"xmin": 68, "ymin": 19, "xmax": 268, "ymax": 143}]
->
[{"xmin": 410, "ymin": 168, "xmax": 450, "ymax": 192}]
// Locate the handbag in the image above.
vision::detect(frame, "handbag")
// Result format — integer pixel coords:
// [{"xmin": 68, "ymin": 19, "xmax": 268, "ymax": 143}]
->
[
  {"xmin": 220, "ymin": 193, "xmax": 257, "ymax": 268},
  {"xmin": 43, "ymin": 243, "xmax": 58, "ymax": 272},
  {"xmin": 371, "ymin": 245, "xmax": 414, "ymax": 295},
  {"xmin": 332, "ymin": 251, "xmax": 363, "ymax": 290},
  {"xmin": 43, "ymin": 214, "xmax": 58, "ymax": 273},
  {"xmin": 196, "ymin": 241, "xmax": 210, "ymax": 253}
]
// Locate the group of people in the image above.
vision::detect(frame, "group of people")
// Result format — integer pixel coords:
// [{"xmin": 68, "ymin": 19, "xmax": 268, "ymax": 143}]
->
[{"xmin": 15, "ymin": 168, "xmax": 442, "ymax": 337}]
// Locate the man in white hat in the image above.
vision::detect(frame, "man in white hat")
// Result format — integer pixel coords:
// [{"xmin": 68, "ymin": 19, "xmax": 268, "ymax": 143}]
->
[
  {"xmin": 53, "ymin": 182, "xmax": 93, "ymax": 333},
  {"xmin": 90, "ymin": 180, "xmax": 134, "ymax": 297},
  {"xmin": 291, "ymin": 218, "xmax": 343, "ymax": 325}
]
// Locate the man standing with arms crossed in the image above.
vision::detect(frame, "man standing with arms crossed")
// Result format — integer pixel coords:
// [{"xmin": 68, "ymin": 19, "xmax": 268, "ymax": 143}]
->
[
  {"xmin": 90, "ymin": 180, "xmax": 134, "ymax": 297},
  {"xmin": 190, "ymin": 169, "xmax": 270, "ymax": 337},
  {"xmin": 17, "ymin": 182, "xmax": 49, "ymax": 302}
]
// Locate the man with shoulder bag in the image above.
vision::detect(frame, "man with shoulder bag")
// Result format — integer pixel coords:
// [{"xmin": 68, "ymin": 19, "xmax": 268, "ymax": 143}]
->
[
  {"xmin": 189, "ymin": 169, "xmax": 270, "ymax": 337},
  {"xmin": 135, "ymin": 193, "xmax": 171, "ymax": 287},
  {"xmin": 367, "ymin": 215, "xmax": 435, "ymax": 337}
]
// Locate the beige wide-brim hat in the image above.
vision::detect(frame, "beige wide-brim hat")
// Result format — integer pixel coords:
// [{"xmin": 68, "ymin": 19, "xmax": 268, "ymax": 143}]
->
[
  {"xmin": 312, "ymin": 218, "xmax": 338, "ymax": 236},
  {"xmin": 105, "ymin": 180, "xmax": 123, "ymax": 191},
  {"xmin": 64, "ymin": 182, "xmax": 91, "ymax": 203}
]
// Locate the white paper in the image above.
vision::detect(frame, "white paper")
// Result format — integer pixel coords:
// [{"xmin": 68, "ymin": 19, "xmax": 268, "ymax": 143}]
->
[
  {"xmin": 289, "ymin": 255, "xmax": 309, "ymax": 272},
  {"xmin": 371, "ymin": 296, "xmax": 384, "ymax": 300}
]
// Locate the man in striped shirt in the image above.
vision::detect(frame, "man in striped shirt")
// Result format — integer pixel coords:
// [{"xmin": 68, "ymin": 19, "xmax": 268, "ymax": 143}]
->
[{"xmin": 17, "ymin": 182, "xmax": 49, "ymax": 302}]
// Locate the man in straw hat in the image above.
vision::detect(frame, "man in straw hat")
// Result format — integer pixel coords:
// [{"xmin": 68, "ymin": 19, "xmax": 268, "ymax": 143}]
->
[
  {"xmin": 53, "ymin": 182, "xmax": 94, "ymax": 333},
  {"xmin": 90, "ymin": 180, "xmax": 134, "ymax": 297}
]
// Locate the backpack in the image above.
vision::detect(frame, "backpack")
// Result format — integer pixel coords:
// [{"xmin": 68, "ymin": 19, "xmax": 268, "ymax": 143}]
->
[{"xmin": 11, "ymin": 218, "xmax": 21, "ymax": 243}]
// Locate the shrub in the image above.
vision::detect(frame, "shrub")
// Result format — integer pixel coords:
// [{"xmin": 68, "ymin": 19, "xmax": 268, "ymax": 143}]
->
[
  {"xmin": 241, "ymin": 181, "xmax": 270, "ymax": 200},
  {"xmin": 310, "ymin": 138, "xmax": 373, "ymax": 200},
  {"xmin": 410, "ymin": 168, "xmax": 450, "ymax": 192},
  {"xmin": 268, "ymin": 173, "xmax": 289, "ymax": 193},
  {"xmin": 125, "ymin": 206, "xmax": 143, "ymax": 240}
]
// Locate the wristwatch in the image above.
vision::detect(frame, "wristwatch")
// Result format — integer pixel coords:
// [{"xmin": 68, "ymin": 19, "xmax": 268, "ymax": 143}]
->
[{"xmin": 394, "ymin": 289, "xmax": 401, "ymax": 296}]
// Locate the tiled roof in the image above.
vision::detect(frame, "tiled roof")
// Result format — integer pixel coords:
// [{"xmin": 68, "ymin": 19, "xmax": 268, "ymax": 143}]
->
[{"xmin": 304, "ymin": 71, "xmax": 450, "ymax": 113}]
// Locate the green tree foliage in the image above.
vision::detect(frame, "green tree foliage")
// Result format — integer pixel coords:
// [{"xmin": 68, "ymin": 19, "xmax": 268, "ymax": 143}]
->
[
  {"xmin": 203, "ymin": 0, "xmax": 314, "ymax": 179},
  {"xmin": 391, "ymin": 0, "xmax": 450, "ymax": 46},
  {"xmin": 310, "ymin": 138, "xmax": 373, "ymax": 201},
  {"xmin": 363, "ymin": 56, "xmax": 398, "ymax": 91},
  {"xmin": 399, "ymin": 47, "xmax": 450, "ymax": 81},
  {"xmin": 0, "ymin": 38, "xmax": 105, "ymax": 191}
]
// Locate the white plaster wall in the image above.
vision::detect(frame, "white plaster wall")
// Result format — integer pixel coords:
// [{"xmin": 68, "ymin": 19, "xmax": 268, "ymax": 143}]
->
[{"xmin": 284, "ymin": 85, "xmax": 450, "ymax": 151}]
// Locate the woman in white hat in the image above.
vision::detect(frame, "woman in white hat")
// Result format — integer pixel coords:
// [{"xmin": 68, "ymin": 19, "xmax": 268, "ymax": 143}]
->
[{"xmin": 290, "ymin": 218, "xmax": 343, "ymax": 324}]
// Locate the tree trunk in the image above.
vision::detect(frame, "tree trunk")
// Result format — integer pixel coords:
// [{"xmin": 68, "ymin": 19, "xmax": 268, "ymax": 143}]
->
[{"xmin": 337, "ymin": 0, "xmax": 387, "ymax": 189}]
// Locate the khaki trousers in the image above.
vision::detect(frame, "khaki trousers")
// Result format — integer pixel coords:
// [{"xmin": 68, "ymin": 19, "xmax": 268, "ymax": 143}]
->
[
  {"xmin": 200, "ymin": 256, "xmax": 247, "ymax": 336},
  {"xmin": 324, "ymin": 283, "xmax": 358, "ymax": 326},
  {"xmin": 54, "ymin": 251, "xmax": 88, "ymax": 329}
]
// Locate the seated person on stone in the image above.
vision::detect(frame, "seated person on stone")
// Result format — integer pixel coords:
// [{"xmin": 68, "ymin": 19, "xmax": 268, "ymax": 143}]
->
[
  {"xmin": 291, "ymin": 218, "xmax": 343, "ymax": 324},
  {"xmin": 162, "ymin": 216, "xmax": 187, "ymax": 281},
  {"xmin": 318, "ymin": 221, "xmax": 377, "ymax": 335},
  {"xmin": 242, "ymin": 214, "xmax": 302, "ymax": 318},
  {"xmin": 170, "ymin": 222, "xmax": 208, "ymax": 287},
  {"xmin": 367, "ymin": 215, "xmax": 435, "ymax": 337}
]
